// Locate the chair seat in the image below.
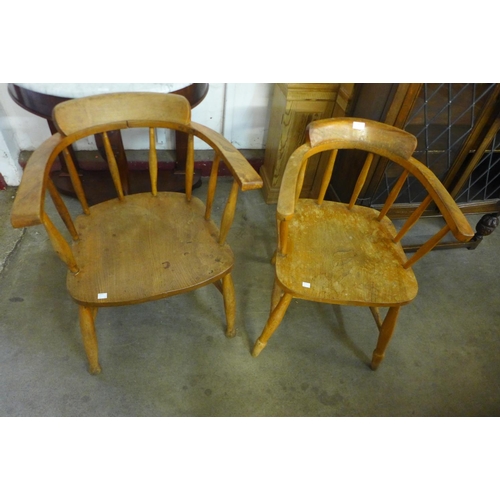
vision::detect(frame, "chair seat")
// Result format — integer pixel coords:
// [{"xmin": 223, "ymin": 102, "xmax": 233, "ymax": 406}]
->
[
  {"xmin": 275, "ymin": 199, "xmax": 418, "ymax": 306},
  {"xmin": 67, "ymin": 192, "xmax": 234, "ymax": 306}
]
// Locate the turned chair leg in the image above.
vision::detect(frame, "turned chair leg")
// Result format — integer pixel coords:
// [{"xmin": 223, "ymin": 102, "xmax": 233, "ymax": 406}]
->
[
  {"xmin": 371, "ymin": 306, "xmax": 401, "ymax": 371},
  {"xmin": 79, "ymin": 305, "xmax": 102, "ymax": 374},
  {"xmin": 222, "ymin": 274, "xmax": 236, "ymax": 338},
  {"xmin": 252, "ymin": 292, "xmax": 292, "ymax": 357},
  {"xmin": 270, "ymin": 278, "xmax": 284, "ymax": 313}
]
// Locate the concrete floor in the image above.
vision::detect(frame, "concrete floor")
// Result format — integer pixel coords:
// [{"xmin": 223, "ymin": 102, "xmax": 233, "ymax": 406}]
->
[{"xmin": 1, "ymin": 178, "xmax": 499, "ymax": 416}]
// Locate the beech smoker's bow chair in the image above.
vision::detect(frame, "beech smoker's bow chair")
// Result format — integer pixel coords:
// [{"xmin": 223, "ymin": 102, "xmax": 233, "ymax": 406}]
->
[
  {"xmin": 11, "ymin": 92, "xmax": 263, "ymax": 374},
  {"xmin": 252, "ymin": 117, "xmax": 474, "ymax": 370}
]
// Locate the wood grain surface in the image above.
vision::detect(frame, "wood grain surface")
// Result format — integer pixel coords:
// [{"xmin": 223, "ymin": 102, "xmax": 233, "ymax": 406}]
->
[
  {"xmin": 68, "ymin": 192, "xmax": 234, "ymax": 306},
  {"xmin": 275, "ymin": 199, "xmax": 418, "ymax": 306}
]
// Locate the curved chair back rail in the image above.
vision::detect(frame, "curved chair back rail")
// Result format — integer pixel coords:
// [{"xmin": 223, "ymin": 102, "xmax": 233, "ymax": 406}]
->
[
  {"xmin": 12, "ymin": 119, "xmax": 262, "ymax": 229},
  {"xmin": 276, "ymin": 118, "xmax": 474, "ymax": 262},
  {"xmin": 53, "ymin": 91, "xmax": 192, "ymax": 134},
  {"xmin": 11, "ymin": 92, "xmax": 263, "ymax": 374}
]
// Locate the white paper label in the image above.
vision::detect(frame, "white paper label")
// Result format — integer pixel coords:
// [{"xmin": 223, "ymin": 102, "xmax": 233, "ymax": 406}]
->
[
  {"xmin": 302, "ymin": 282, "xmax": 311, "ymax": 288},
  {"xmin": 97, "ymin": 293, "xmax": 108, "ymax": 299},
  {"xmin": 353, "ymin": 121, "xmax": 365, "ymax": 130}
]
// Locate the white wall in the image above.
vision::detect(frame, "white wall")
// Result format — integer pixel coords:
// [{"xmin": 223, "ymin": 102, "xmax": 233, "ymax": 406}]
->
[
  {"xmin": 0, "ymin": 90, "xmax": 24, "ymax": 186},
  {"xmin": 0, "ymin": 83, "xmax": 273, "ymax": 186}
]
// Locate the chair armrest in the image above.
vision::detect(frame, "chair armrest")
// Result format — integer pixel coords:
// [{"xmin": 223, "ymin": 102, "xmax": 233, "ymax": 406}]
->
[
  {"xmin": 276, "ymin": 145, "xmax": 474, "ymax": 244},
  {"xmin": 276, "ymin": 143, "xmax": 312, "ymax": 220},
  {"xmin": 190, "ymin": 122, "xmax": 263, "ymax": 191},
  {"xmin": 404, "ymin": 157, "xmax": 475, "ymax": 242},
  {"xmin": 11, "ymin": 133, "xmax": 64, "ymax": 228}
]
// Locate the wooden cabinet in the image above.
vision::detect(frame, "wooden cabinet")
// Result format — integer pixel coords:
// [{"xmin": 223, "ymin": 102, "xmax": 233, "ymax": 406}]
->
[
  {"xmin": 262, "ymin": 83, "xmax": 500, "ymax": 248},
  {"xmin": 261, "ymin": 83, "xmax": 355, "ymax": 203}
]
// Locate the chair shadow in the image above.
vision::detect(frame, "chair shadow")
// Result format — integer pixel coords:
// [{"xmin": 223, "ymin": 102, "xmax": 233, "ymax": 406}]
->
[{"xmin": 328, "ymin": 305, "xmax": 372, "ymax": 367}]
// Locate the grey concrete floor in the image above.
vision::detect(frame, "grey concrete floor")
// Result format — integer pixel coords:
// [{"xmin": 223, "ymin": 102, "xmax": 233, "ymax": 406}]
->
[{"xmin": 1, "ymin": 179, "xmax": 499, "ymax": 416}]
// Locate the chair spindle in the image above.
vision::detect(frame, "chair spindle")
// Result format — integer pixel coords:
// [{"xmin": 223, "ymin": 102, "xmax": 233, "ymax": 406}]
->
[
  {"xmin": 47, "ymin": 178, "xmax": 79, "ymax": 241},
  {"xmin": 370, "ymin": 307, "xmax": 383, "ymax": 330},
  {"xmin": 294, "ymin": 159, "xmax": 308, "ymax": 202},
  {"xmin": 394, "ymin": 194, "xmax": 433, "ymax": 243},
  {"xmin": 149, "ymin": 128, "xmax": 158, "ymax": 196},
  {"xmin": 279, "ymin": 219, "xmax": 289, "ymax": 255},
  {"xmin": 219, "ymin": 180, "xmax": 239, "ymax": 245},
  {"xmin": 62, "ymin": 148, "xmax": 90, "ymax": 214},
  {"xmin": 205, "ymin": 153, "xmax": 221, "ymax": 220},
  {"xmin": 185, "ymin": 134, "xmax": 194, "ymax": 202},
  {"xmin": 317, "ymin": 149, "xmax": 338, "ymax": 205},
  {"xmin": 102, "ymin": 131, "xmax": 125, "ymax": 201},
  {"xmin": 403, "ymin": 225, "xmax": 451, "ymax": 269},
  {"xmin": 42, "ymin": 213, "xmax": 79, "ymax": 273},
  {"xmin": 348, "ymin": 153, "xmax": 374, "ymax": 209},
  {"xmin": 377, "ymin": 170, "xmax": 410, "ymax": 221}
]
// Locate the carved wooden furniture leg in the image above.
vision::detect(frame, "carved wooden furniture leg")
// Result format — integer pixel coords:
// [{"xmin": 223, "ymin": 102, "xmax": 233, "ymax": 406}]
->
[
  {"xmin": 472, "ymin": 213, "xmax": 499, "ymax": 243},
  {"xmin": 252, "ymin": 293, "xmax": 292, "ymax": 357},
  {"xmin": 222, "ymin": 274, "xmax": 236, "ymax": 338},
  {"xmin": 79, "ymin": 305, "xmax": 102, "ymax": 375},
  {"xmin": 371, "ymin": 306, "xmax": 401, "ymax": 371}
]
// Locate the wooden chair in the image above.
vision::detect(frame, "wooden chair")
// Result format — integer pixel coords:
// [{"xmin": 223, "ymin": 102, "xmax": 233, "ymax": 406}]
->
[
  {"xmin": 251, "ymin": 117, "xmax": 474, "ymax": 370},
  {"xmin": 11, "ymin": 92, "xmax": 263, "ymax": 374}
]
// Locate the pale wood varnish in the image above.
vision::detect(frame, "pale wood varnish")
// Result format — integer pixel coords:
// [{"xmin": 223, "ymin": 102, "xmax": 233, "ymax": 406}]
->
[
  {"xmin": 102, "ymin": 131, "xmax": 125, "ymax": 200},
  {"xmin": 47, "ymin": 177, "xmax": 79, "ymax": 241},
  {"xmin": 68, "ymin": 192, "xmax": 234, "ymax": 306},
  {"xmin": 253, "ymin": 117, "xmax": 474, "ymax": 370},
  {"xmin": 11, "ymin": 92, "xmax": 263, "ymax": 374},
  {"xmin": 205, "ymin": 153, "xmax": 220, "ymax": 220},
  {"xmin": 79, "ymin": 305, "xmax": 101, "ymax": 374},
  {"xmin": 348, "ymin": 152, "xmax": 374, "ymax": 209},
  {"xmin": 184, "ymin": 133, "xmax": 195, "ymax": 202},
  {"xmin": 42, "ymin": 212, "xmax": 79, "ymax": 274},
  {"xmin": 221, "ymin": 274, "xmax": 236, "ymax": 338},
  {"xmin": 53, "ymin": 92, "xmax": 192, "ymax": 135},
  {"xmin": 275, "ymin": 199, "xmax": 419, "ymax": 307},
  {"xmin": 317, "ymin": 149, "xmax": 338, "ymax": 205},
  {"xmin": 61, "ymin": 148, "xmax": 90, "ymax": 214},
  {"xmin": 219, "ymin": 181, "xmax": 239, "ymax": 245},
  {"xmin": 371, "ymin": 306, "xmax": 401, "ymax": 370},
  {"xmin": 148, "ymin": 128, "xmax": 158, "ymax": 196}
]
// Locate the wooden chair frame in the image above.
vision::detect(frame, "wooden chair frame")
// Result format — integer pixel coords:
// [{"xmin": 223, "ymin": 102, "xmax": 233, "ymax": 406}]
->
[
  {"xmin": 11, "ymin": 92, "xmax": 263, "ymax": 374},
  {"xmin": 252, "ymin": 117, "xmax": 474, "ymax": 370}
]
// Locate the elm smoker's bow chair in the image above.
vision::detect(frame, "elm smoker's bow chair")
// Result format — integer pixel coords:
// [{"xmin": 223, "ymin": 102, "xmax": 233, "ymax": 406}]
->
[
  {"xmin": 11, "ymin": 92, "xmax": 263, "ymax": 374},
  {"xmin": 251, "ymin": 117, "xmax": 474, "ymax": 370}
]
